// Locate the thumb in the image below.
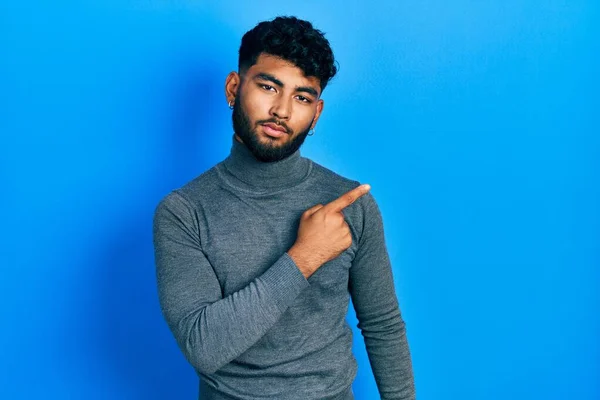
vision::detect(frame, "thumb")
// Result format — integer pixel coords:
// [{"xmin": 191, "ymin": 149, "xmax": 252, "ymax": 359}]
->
[{"xmin": 303, "ymin": 203, "xmax": 324, "ymax": 218}]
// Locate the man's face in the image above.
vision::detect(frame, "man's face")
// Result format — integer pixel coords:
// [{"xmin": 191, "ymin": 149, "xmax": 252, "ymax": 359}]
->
[{"xmin": 227, "ymin": 53, "xmax": 324, "ymax": 162}]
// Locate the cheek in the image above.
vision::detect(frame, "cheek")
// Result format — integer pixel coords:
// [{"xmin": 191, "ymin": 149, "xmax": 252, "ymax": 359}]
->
[
  {"xmin": 243, "ymin": 93, "xmax": 271, "ymax": 122},
  {"xmin": 293, "ymin": 106, "xmax": 317, "ymax": 128}
]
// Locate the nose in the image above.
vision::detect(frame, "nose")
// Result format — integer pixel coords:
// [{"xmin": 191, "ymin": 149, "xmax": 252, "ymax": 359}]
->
[{"xmin": 269, "ymin": 96, "xmax": 291, "ymax": 120}]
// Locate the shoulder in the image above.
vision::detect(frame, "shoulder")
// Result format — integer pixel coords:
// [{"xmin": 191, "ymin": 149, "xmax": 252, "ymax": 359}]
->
[
  {"xmin": 309, "ymin": 159, "xmax": 355, "ymax": 187},
  {"xmin": 153, "ymin": 166, "xmax": 222, "ymax": 226},
  {"xmin": 309, "ymin": 159, "xmax": 378, "ymax": 212},
  {"xmin": 309, "ymin": 159, "xmax": 364, "ymax": 200},
  {"xmin": 177, "ymin": 166, "xmax": 222, "ymax": 202},
  {"xmin": 155, "ymin": 165, "xmax": 221, "ymax": 209}
]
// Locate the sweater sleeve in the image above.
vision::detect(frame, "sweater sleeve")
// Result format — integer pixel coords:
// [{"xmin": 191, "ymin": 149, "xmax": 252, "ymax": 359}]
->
[
  {"xmin": 153, "ymin": 191, "xmax": 310, "ymax": 375},
  {"xmin": 349, "ymin": 191, "xmax": 416, "ymax": 400}
]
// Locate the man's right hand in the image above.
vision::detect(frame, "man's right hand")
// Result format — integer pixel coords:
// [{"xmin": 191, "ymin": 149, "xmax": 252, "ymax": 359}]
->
[{"xmin": 287, "ymin": 184, "xmax": 371, "ymax": 279}]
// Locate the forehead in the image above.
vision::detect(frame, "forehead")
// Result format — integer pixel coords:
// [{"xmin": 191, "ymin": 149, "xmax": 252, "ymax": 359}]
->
[{"xmin": 245, "ymin": 53, "xmax": 321, "ymax": 92}]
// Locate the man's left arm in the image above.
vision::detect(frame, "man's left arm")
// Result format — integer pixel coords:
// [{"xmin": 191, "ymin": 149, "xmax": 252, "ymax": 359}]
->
[{"xmin": 348, "ymin": 191, "xmax": 416, "ymax": 400}]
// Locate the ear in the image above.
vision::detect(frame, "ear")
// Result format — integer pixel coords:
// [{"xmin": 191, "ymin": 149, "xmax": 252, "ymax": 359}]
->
[
  {"xmin": 225, "ymin": 71, "xmax": 241, "ymax": 104},
  {"xmin": 310, "ymin": 99, "xmax": 325, "ymax": 130}
]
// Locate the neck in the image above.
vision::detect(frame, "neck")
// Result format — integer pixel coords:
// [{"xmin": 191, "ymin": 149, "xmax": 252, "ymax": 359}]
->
[{"xmin": 221, "ymin": 133, "xmax": 311, "ymax": 190}]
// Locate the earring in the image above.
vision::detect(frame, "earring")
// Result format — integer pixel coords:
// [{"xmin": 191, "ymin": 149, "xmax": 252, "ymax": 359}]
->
[
  {"xmin": 228, "ymin": 99, "xmax": 234, "ymax": 110},
  {"xmin": 308, "ymin": 128, "xmax": 315, "ymax": 136}
]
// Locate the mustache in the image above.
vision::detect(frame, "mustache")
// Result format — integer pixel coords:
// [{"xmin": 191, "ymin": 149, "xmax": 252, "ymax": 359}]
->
[{"xmin": 257, "ymin": 119, "xmax": 291, "ymax": 134}]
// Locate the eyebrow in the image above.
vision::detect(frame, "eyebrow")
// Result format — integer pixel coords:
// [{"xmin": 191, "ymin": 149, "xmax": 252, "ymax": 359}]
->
[{"xmin": 253, "ymin": 72, "xmax": 319, "ymax": 98}]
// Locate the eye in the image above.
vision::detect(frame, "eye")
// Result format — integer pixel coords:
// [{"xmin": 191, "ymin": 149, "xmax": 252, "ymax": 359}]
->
[
  {"xmin": 260, "ymin": 84, "xmax": 275, "ymax": 91},
  {"xmin": 296, "ymin": 95, "xmax": 311, "ymax": 103}
]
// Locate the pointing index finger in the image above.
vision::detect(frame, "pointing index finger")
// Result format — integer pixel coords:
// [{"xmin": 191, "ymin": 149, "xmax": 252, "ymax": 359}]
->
[{"xmin": 324, "ymin": 184, "xmax": 371, "ymax": 213}]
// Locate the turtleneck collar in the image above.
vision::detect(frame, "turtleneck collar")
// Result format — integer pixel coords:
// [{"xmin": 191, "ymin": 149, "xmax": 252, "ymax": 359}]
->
[{"xmin": 220, "ymin": 134, "xmax": 312, "ymax": 190}]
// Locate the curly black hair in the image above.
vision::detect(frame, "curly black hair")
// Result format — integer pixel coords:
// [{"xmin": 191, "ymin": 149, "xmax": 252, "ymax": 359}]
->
[{"xmin": 238, "ymin": 16, "xmax": 338, "ymax": 93}]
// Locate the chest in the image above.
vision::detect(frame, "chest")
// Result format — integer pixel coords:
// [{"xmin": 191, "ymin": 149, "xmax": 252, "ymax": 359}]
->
[{"xmin": 199, "ymin": 194, "xmax": 357, "ymax": 297}]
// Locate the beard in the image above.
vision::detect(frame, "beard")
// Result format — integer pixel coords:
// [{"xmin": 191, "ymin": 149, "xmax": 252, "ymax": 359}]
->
[{"xmin": 232, "ymin": 96, "xmax": 314, "ymax": 163}]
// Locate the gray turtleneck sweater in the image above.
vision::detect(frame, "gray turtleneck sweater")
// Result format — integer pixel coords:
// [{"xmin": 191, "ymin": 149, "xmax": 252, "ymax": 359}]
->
[{"xmin": 153, "ymin": 135, "xmax": 415, "ymax": 400}]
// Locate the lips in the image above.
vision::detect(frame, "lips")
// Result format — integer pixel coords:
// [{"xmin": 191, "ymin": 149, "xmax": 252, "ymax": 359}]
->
[{"xmin": 261, "ymin": 122, "xmax": 287, "ymax": 134}]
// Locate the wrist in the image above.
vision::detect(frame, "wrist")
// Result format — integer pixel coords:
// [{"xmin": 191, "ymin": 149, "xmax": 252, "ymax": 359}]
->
[{"xmin": 287, "ymin": 245, "xmax": 318, "ymax": 279}]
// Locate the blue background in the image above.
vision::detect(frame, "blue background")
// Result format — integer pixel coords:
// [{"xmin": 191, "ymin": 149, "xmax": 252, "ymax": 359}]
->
[{"xmin": 2, "ymin": 1, "xmax": 598, "ymax": 399}]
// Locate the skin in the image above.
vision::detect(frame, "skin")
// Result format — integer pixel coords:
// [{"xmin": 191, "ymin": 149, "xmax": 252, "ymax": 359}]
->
[
  {"xmin": 224, "ymin": 53, "xmax": 324, "ymax": 162},
  {"xmin": 224, "ymin": 52, "xmax": 371, "ymax": 276},
  {"xmin": 288, "ymin": 183, "xmax": 371, "ymax": 278}
]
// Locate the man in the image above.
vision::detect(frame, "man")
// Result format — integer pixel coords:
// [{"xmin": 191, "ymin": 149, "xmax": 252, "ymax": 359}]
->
[{"xmin": 153, "ymin": 16, "xmax": 416, "ymax": 400}]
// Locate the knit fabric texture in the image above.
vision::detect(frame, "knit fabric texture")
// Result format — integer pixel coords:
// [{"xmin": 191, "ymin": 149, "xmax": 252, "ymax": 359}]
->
[{"xmin": 153, "ymin": 134, "xmax": 416, "ymax": 399}]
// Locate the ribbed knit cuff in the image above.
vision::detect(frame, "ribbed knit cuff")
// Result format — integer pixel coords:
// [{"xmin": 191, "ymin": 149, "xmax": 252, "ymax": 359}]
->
[{"xmin": 259, "ymin": 252, "xmax": 310, "ymax": 312}]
